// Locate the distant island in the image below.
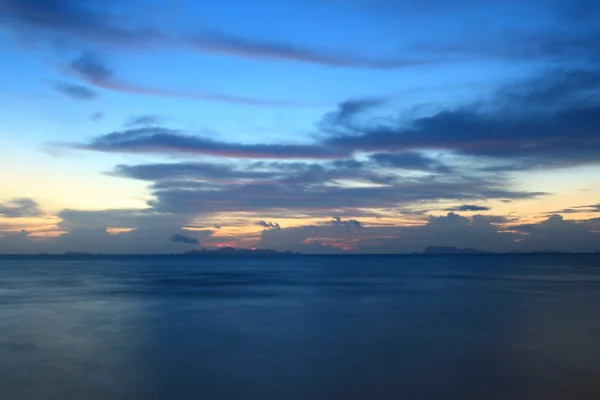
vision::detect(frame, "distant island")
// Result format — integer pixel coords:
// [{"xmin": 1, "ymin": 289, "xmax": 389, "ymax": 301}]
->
[
  {"xmin": 421, "ymin": 246, "xmax": 490, "ymax": 255},
  {"xmin": 49, "ymin": 248, "xmax": 300, "ymax": 257},
  {"xmin": 182, "ymin": 247, "xmax": 299, "ymax": 256},
  {"xmin": 2, "ymin": 247, "xmax": 597, "ymax": 257}
]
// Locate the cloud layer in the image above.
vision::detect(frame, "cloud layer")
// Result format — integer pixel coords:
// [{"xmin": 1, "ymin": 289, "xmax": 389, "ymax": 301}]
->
[{"xmin": 3, "ymin": 207, "xmax": 599, "ymax": 254}]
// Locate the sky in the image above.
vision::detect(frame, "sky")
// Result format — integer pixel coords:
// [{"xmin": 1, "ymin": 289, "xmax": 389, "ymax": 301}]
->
[{"xmin": 0, "ymin": 0, "xmax": 599, "ymax": 254}]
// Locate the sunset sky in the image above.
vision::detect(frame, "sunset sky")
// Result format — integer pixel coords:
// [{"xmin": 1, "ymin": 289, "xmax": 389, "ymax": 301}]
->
[{"xmin": 1, "ymin": 0, "xmax": 599, "ymax": 253}]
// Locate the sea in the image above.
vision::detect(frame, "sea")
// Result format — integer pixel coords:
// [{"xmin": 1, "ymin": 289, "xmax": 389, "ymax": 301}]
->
[{"xmin": 1, "ymin": 254, "xmax": 599, "ymax": 400}]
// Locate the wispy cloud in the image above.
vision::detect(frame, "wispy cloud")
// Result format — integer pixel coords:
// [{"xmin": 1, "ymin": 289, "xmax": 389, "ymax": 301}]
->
[
  {"xmin": 49, "ymin": 80, "xmax": 98, "ymax": 100},
  {"xmin": 187, "ymin": 30, "xmax": 428, "ymax": 69},
  {"xmin": 445, "ymin": 205, "xmax": 491, "ymax": 212},
  {"xmin": 125, "ymin": 115, "xmax": 163, "ymax": 127},
  {"xmin": 65, "ymin": 53, "xmax": 309, "ymax": 106},
  {"xmin": 370, "ymin": 152, "xmax": 453, "ymax": 173},
  {"xmin": 549, "ymin": 204, "xmax": 600, "ymax": 214},
  {"xmin": 1, "ymin": 0, "xmax": 431, "ymax": 69}
]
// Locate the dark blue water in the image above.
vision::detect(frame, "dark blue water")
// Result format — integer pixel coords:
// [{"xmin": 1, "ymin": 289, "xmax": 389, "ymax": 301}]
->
[{"xmin": 1, "ymin": 254, "xmax": 600, "ymax": 400}]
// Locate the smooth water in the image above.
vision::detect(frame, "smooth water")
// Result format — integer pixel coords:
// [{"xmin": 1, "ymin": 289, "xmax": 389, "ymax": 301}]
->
[{"xmin": 1, "ymin": 254, "xmax": 599, "ymax": 400}]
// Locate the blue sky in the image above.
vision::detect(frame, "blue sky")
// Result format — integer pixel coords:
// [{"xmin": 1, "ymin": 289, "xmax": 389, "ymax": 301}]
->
[{"xmin": 1, "ymin": 0, "xmax": 599, "ymax": 253}]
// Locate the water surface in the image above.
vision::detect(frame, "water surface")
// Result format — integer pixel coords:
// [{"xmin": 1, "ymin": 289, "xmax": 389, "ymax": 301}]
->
[{"xmin": 1, "ymin": 254, "xmax": 599, "ymax": 399}]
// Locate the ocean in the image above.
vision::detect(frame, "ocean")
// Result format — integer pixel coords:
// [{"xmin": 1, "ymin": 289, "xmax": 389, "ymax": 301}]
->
[{"xmin": 1, "ymin": 254, "xmax": 599, "ymax": 400}]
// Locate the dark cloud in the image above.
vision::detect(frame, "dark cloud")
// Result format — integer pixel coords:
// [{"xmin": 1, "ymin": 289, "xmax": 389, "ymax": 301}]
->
[
  {"xmin": 103, "ymin": 154, "xmax": 544, "ymax": 217},
  {"xmin": 147, "ymin": 178, "xmax": 543, "ymax": 216},
  {"xmin": 256, "ymin": 220, "xmax": 281, "ymax": 230},
  {"xmin": 169, "ymin": 233, "xmax": 199, "ymax": 244},
  {"xmin": 50, "ymin": 81, "xmax": 98, "ymax": 100},
  {"xmin": 258, "ymin": 212, "xmax": 600, "ymax": 254},
  {"xmin": 445, "ymin": 204, "xmax": 491, "ymax": 212},
  {"xmin": 511, "ymin": 214, "xmax": 600, "ymax": 253},
  {"xmin": 324, "ymin": 69, "xmax": 600, "ymax": 170},
  {"xmin": 3, "ymin": 207, "xmax": 598, "ymax": 253},
  {"xmin": 72, "ymin": 67, "xmax": 600, "ymax": 170},
  {"xmin": 371, "ymin": 152, "xmax": 453, "ymax": 173},
  {"xmin": 109, "ymin": 158, "xmax": 539, "ymax": 218},
  {"xmin": 70, "ymin": 53, "xmax": 113, "ymax": 83},
  {"xmin": 334, "ymin": 98, "xmax": 385, "ymax": 122},
  {"xmin": 257, "ymin": 212, "xmax": 516, "ymax": 253},
  {"xmin": 0, "ymin": 198, "xmax": 42, "ymax": 218},
  {"xmin": 330, "ymin": 216, "xmax": 363, "ymax": 228},
  {"xmin": 75, "ymin": 127, "xmax": 347, "ymax": 159},
  {"xmin": 320, "ymin": 98, "xmax": 386, "ymax": 134}
]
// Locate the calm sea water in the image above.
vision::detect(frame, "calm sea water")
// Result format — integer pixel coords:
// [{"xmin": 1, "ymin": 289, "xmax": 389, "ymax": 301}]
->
[{"xmin": 1, "ymin": 254, "xmax": 599, "ymax": 400}]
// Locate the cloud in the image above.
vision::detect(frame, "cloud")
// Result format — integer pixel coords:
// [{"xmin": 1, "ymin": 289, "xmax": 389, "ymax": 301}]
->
[
  {"xmin": 256, "ymin": 220, "xmax": 281, "ymax": 230},
  {"xmin": 0, "ymin": 207, "xmax": 214, "ymax": 254},
  {"xmin": 66, "ymin": 53, "xmax": 305, "ymax": 106},
  {"xmin": 50, "ymin": 81, "xmax": 98, "ymax": 100},
  {"xmin": 0, "ymin": 0, "xmax": 162, "ymax": 48},
  {"xmin": 57, "ymin": 208, "xmax": 189, "ymax": 231},
  {"xmin": 125, "ymin": 115, "xmax": 163, "ymax": 127},
  {"xmin": 445, "ymin": 204, "xmax": 491, "ymax": 212},
  {"xmin": 0, "ymin": 198, "xmax": 42, "ymax": 218},
  {"xmin": 370, "ymin": 152, "xmax": 453, "ymax": 173},
  {"xmin": 70, "ymin": 53, "xmax": 113, "ymax": 82},
  {"xmin": 329, "ymin": 216, "xmax": 363, "ymax": 228},
  {"xmin": 71, "ymin": 66, "xmax": 600, "ymax": 170},
  {"xmin": 323, "ymin": 68, "xmax": 600, "ymax": 170},
  {"xmin": 112, "ymin": 162, "xmax": 279, "ymax": 182},
  {"xmin": 257, "ymin": 212, "xmax": 600, "ymax": 254},
  {"xmin": 188, "ymin": 31, "xmax": 427, "ymax": 69},
  {"xmin": 99, "ymin": 154, "xmax": 544, "ymax": 218},
  {"xmin": 1, "ymin": 1, "xmax": 430, "ymax": 69},
  {"xmin": 74, "ymin": 127, "xmax": 348, "ymax": 159},
  {"xmin": 511, "ymin": 214, "xmax": 600, "ymax": 253},
  {"xmin": 90, "ymin": 111, "xmax": 104, "ymax": 121},
  {"xmin": 549, "ymin": 204, "xmax": 600, "ymax": 214},
  {"xmin": 257, "ymin": 212, "xmax": 516, "ymax": 253},
  {"xmin": 62, "ymin": 155, "xmax": 541, "ymax": 222},
  {"xmin": 169, "ymin": 233, "xmax": 199, "ymax": 244},
  {"xmin": 147, "ymin": 178, "xmax": 543, "ymax": 216},
  {"xmin": 320, "ymin": 98, "xmax": 386, "ymax": 132},
  {"xmin": 3, "ymin": 207, "xmax": 599, "ymax": 253}
]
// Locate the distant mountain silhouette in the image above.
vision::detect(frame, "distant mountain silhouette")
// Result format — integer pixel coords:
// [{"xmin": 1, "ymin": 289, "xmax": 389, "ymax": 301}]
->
[
  {"xmin": 182, "ymin": 247, "xmax": 299, "ymax": 256},
  {"xmin": 422, "ymin": 246, "xmax": 490, "ymax": 255}
]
